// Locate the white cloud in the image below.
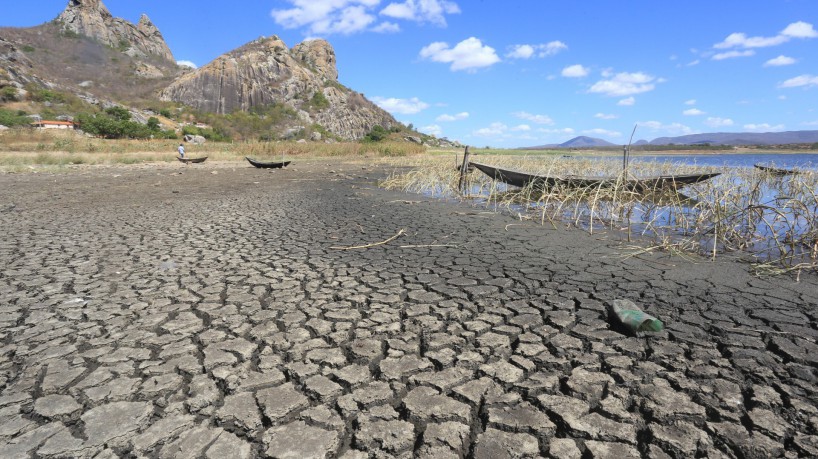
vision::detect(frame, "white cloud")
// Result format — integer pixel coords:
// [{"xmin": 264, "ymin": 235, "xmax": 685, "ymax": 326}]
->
[
  {"xmin": 781, "ymin": 21, "xmax": 818, "ymax": 38},
  {"xmin": 713, "ymin": 21, "xmax": 817, "ymax": 51},
  {"xmin": 778, "ymin": 74, "xmax": 818, "ymax": 89},
  {"xmin": 561, "ymin": 64, "xmax": 589, "ymax": 78},
  {"xmin": 683, "ymin": 108, "xmax": 705, "ymax": 116},
  {"xmin": 705, "ymin": 117, "xmax": 734, "ymax": 128},
  {"xmin": 714, "ymin": 33, "xmax": 787, "ymax": 49},
  {"xmin": 594, "ymin": 113, "xmax": 618, "ymax": 120},
  {"xmin": 712, "ymin": 50, "xmax": 756, "ymax": 61},
  {"xmin": 513, "ymin": 111, "xmax": 554, "ymax": 125},
  {"xmin": 744, "ymin": 123, "xmax": 785, "ymax": 132},
  {"xmin": 372, "ymin": 21, "xmax": 401, "ymax": 33},
  {"xmin": 764, "ymin": 55, "xmax": 797, "ymax": 67},
  {"xmin": 583, "ymin": 128, "xmax": 621, "ymax": 138},
  {"xmin": 640, "ymin": 121, "xmax": 693, "ymax": 135},
  {"xmin": 473, "ymin": 122, "xmax": 508, "ymax": 137},
  {"xmin": 419, "ymin": 37, "xmax": 500, "ymax": 72},
  {"xmin": 589, "ymin": 72, "xmax": 658, "ymax": 97},
  {"xmin": 506, "ymin": 44, "xmax": 534, "ymax": 59},
  {"xmin": 272, "ymin": 1, "xmax": 381, "ymax": 35},
  {"xmin": 684, "ymin": 99, "xmax": 696, "ymax": 105},
  {"xmin": 511, "ymin": 124, "xmax": 531, "ymax": 132},
  {"xmin": 380, "ymin": 0, "xmax": 460, "ymax": 26},
  {"xmin": 271, "ymin": 0, "xmax": 459, "ymax": 35},
  {"xmin": 177, "ymin": 60, "xmax": 197, "ymax": 69},
  {"xmin": 686, "ymin": 59, "xmax": 701, "ymax": 67},
  {"xmin": 420, "ymin": 124, "xmax": 442, "ymax": 137},
  {"xmin": 506, "ymin": 41, "xmax": 567, "ymax": 59},
  {"xmin": 617, "ymin": 97, "xmax": 635, "ymax": 106},
  {"xmin": 371, "ymin": 96, "xmax": 429, "ymax": 114},
  {"xmin": 436, "ymin": 112, "xmax": 469, "ymax": 122}
]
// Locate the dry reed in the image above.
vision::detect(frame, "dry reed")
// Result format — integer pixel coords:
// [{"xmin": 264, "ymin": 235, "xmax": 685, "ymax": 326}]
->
[{"xmin": 381, "ymin": 155, "xmax": 818, "ymax": 274}]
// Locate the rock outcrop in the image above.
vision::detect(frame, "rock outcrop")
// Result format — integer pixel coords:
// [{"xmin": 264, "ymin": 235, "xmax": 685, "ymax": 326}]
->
[
  {"xmin": 160, "ymin": 36, "xmax": 397, "ymax": 140},
  {"xmin": 56, "ymin": 0, "xmax": 174, "ymax": 62},
  {"xmin": 0, "ymin": 36, "xmax": 47, "ymax": 89}
]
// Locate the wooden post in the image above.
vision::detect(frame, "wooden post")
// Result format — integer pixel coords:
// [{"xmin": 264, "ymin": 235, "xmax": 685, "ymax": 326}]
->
[{"xmin": 458, "ymin": 146, "xmax": 471, "ymax": 194}]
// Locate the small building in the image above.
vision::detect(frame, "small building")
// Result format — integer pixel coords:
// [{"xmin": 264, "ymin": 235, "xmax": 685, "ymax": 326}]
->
[{"xmin": 31, "ymin": 120, "xmax": 76, "ymax": 130}]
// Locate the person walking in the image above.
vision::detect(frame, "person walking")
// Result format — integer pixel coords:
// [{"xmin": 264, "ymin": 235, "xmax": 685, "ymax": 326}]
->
[{"xmin": 177, "ymin": 143, "xmax": 185, "ymax": 158}]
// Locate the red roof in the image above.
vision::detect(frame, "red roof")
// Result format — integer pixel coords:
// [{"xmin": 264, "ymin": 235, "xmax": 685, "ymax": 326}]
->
[{"xmin": 31, "ymin": 120, "xmax": 75, "ymax": 126}]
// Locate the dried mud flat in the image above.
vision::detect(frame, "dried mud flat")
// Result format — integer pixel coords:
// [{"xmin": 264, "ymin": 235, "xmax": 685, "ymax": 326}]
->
[{"xmin": 0, "ymin": 158, "xmax": 817, "ymax": 458}]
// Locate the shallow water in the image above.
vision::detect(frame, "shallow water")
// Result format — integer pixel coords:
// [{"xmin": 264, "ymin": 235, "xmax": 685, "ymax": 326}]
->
[
  {"xmin": 449, "ymin": 157, "xmax": 818, "ymax": 265},
  {"xmin": 624, "ymin": 152, "xmax": 818, "ymax": 169}
]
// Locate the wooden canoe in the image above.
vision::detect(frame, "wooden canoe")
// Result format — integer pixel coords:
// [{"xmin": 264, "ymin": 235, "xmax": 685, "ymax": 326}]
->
[
  {"xmin": 178, "ymin": 156, "xmax": 207, "ymax": 164},
  {"xmin": 246, "ymin": 157, "xmax": 291, "ymax": 169},
  {"xmin": 754, "ymin": 164, "xmax": 798, "ymax": 176},
  {"xmin": 470, "ymin": 161, "xmax": 721, "ymax": 192}
]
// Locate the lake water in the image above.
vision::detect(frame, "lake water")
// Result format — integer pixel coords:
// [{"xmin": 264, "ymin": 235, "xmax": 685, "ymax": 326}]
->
[{"xmin": 625, "ymin": 152, "xmax": 818, "ymax": 169}]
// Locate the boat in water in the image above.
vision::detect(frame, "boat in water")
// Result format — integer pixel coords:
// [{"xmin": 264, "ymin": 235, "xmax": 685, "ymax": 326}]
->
[
  {"xmin": 754, "ymin": 164, "xmax": 799, "ymax": 176},
  {"xmin": 470, "ymin": 161, "xmax": 720, "ymax": 192}
]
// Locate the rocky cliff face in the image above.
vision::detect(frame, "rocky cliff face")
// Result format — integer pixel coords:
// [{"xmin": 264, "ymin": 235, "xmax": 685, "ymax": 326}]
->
[
  {"xmin": 0, "ymin": 37, "xmax": 46, "ymax": 89},
  {"xmin": 160, "ymin": 36, "xmax": 397, "ymax": 140},
  {"xmin": 56, "ymin": 0, "xmax": 174, "ymax": 62}
]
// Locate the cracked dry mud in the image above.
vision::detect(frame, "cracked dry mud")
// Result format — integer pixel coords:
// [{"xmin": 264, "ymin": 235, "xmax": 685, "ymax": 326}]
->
[{"xmin": 0, "ymin": 159, "xmax": 817, "ymax": 458}]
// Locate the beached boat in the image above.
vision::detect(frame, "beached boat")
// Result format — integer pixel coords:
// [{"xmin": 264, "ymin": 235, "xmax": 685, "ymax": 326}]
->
[
  {"xmin": 470, "ymin": 161, "xmax": 721, "ymax": 192},
  {"xmin": 246, "ymin": 157, "xmax": 291, "ymax": 169},
  {"xmin": 178, "ymin": 156, "xmax": 207, "ymax": 164},
  {"xmin": 754, "ymin": 164, "xmax": 798, "ymax": 176}
]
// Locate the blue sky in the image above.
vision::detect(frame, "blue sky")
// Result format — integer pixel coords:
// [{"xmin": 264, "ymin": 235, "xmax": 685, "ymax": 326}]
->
[{"xmin": 4, "ymin": 1, "xmax": 818, "ymax": 147}]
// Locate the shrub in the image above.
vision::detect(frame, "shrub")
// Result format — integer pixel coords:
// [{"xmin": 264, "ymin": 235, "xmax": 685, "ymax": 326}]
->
[
  {"xmin": 60, "ymin": 29, "xmax": 81, "ymax": 39},
  {"xmin": 27, "ymin": 87, "xmax": 66, "ymax": 103},
  {"xmin": 308, "ymin": 91, "xmax": 329, "ymax": 110},
  {"xmin": 147, "ymin": 117, "xmax": 161, "ymax": 131},
  {"xmin": 76, "ymin": 112, "xmax": 153, "ymax": 139},
  {"xmin": 1, "ymin": 86, "xmax": 18, "ymax": 102},
  {"xmin": 105, "ymin": 106, "xmax": 131, "ymax": 121},
  {"xmin": 364, "ymin": 125, "xmax": 389, "ymax": 142},
  {"xmin": 0, "ymin": 108, "xmax": 31, "ymax": 126}
]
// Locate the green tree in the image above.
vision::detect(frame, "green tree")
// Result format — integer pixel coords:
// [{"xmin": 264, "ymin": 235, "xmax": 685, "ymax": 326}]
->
[
  {"xmin": 147, "ymin": 117, "xmax": 161, "ymax": 131},
  {"xmin": 0, "ymin": 108, "xmax": 31, "ymax": 126},
  {"xmin": 1, "ymin": 86, "xmax": 18, "ymax": 102},
  {"xmin": 364, "ymin": 125, "xmax": 389, "ymax": 142},
  {"xmin": 104, "ymin": 106, "xmax": 131, "ymax": 121}
]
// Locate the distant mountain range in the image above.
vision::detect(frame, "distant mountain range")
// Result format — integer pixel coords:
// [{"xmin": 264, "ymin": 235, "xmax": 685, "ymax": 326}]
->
[{"xmin": 523, "ymin": 130, "xmax": 818, "ymax": 149}]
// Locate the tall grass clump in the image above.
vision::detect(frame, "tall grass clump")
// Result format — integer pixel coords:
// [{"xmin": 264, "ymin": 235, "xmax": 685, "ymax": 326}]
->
[{"xmin": 381, "ymin": 155, "xmax": 818, "ymax": 275}]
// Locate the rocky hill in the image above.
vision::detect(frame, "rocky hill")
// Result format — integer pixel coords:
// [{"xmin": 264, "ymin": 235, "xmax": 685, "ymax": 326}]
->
[
  {"xmin": 0, "ymin": 0, "xmax": 400, "ymax": 141},
  {"xmin": 0, "ymin": 0, "xmax": 182, "ymax": 105},
  {"xmin": 56, "ymin": 0, "xmax": 174, "ymax": 62},
  {"xmin": 160, "ymin": 36, "xmax": 397, "ymax": 140}
]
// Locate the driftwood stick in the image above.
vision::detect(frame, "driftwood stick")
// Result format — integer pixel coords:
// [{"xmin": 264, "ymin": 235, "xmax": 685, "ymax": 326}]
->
[
  {"xmin": 458, "ymin": 146, "xmax": 471, "ymax": 193},
  {"xmin": 330, "ymin": 229, "xmax": 406, "ymax": 250},
  {"xmin": 399, "ymin": 244, "xmax": 458, "ymax": 248}
]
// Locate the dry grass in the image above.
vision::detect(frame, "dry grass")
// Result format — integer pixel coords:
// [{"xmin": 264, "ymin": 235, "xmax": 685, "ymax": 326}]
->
[
  {"xmin": 381, "ymin": 155, "xmax": 818, "ymax": 274},
  {"xmin": 0, "ymin": 129, "xmax": 425, "ymax": 172}
]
